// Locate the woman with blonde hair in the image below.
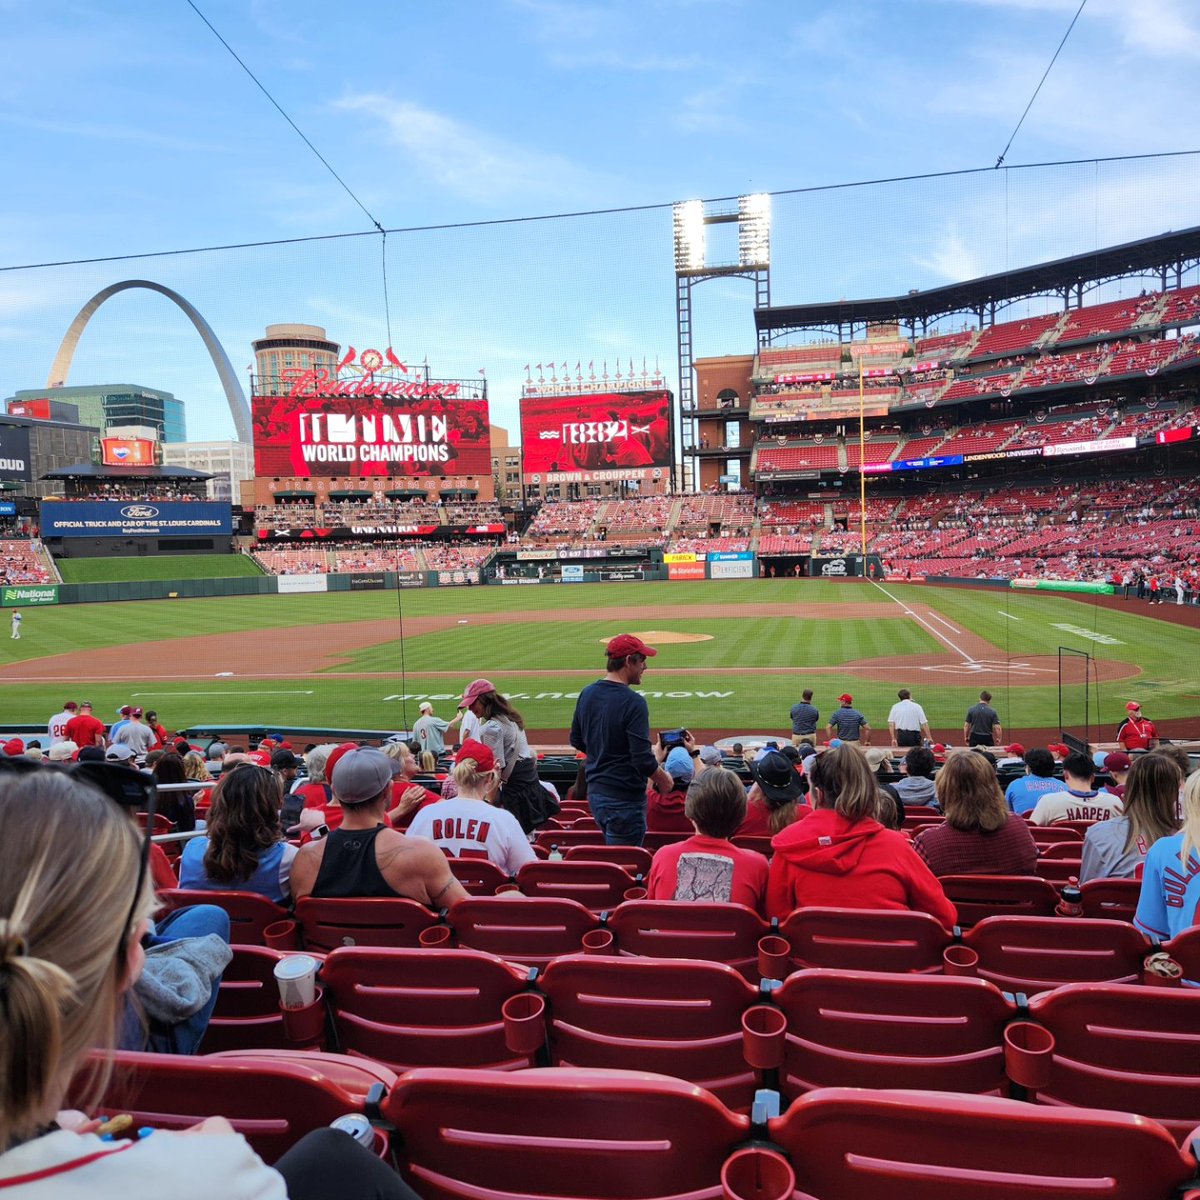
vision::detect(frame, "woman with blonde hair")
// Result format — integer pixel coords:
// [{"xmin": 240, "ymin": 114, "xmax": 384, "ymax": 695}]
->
[
  {"xmin": 911, "ymin": 750, "xmax": 1038, "ymax": 877},
  {"xmin": 0, "ymin": 770, "xmax": 421, "ymax": 1197},
  {"xmin": 405, "ymin": 740, "xmax": 536, "ymax": 875},
  {"xmin": 1135, "ymin": 768, "xmax": 1200, "ymax": 946},
  {"xmin": 766, "ymin": 744, "xmax": 956, "ymax": 926},
  {"xmin": 1082, "ymin": 753, "xmax": 1182, "ymax": 882}
]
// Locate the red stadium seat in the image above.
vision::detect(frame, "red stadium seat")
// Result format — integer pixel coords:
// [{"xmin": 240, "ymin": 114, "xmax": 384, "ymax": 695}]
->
[
  {"xmin": 379, "ymin": 1067, "xmax": 750, "ymax": 1200},
  {"xmin": 533, "ymin": 828, "xmax": 607, "ymax": 852},
  {"xmin": 538, "ymin": 955, "xmax": 761, "ymax": 1109},
  {"xmin": 201, "ymin": 945, "xmax": 294, "ymax": 1052},
  {"xmin": 448, "ymin": 856, "xmax": 511, "ymax": 896},
  {"xmin": 85, "ymin": 1050, "xmax": 381, "ymax": 1164},
  {"xmin": 1039, "ymin": 841, "xmax": 1086, "ymax": 859},
  {"xmin": 1030, "ymin": 825, "xmax": 1088, "ymax": 847},
  {"xmin": 204, "ymin": 1048, "xmax": 396, "ymax": 1105},
  {"xmin": 768, "ymin": 1086, "xmax": 1200, "ymax": 1200},
  {"xmin": 1079, "ymin": 878, "xmax": 1140, "ymax": 921},
  {"xmin": 156, "ymin": 888, "xmax": 289, "ymax": 946},
  {"xmin": 293, "ymin": 896, "xmax": 439, "ymax": 953},
  {"xmin": 774, "ymin": 969, "xmax": 1013, "ymax": 1097},
  {"xmin": 320, "ymin": 946, "xmax": 538, "ymax": 1071},
  {"xmin": 606, "ymin": 900, "xmax": 769, "ymax": 979},
  {"xmin": 1027, "ymin": 982, "xmax": 1200, "ymax": 1144},
  {"xmin": 1034, "ymin": 858, "xmax": 1084, "ymax": 885},
  {"xmin": 563, "ymin": 844, "xmax": 654, "ymax": 874},
  {"xmin": 939, "ymin": 874, "xmax": 1061, "ymax": 926},
  {"xmin": 640, "ymin": 831, "xmax": 691, "ymax": 852},
  {"xmin": 902, "ymin": 811, "xmax": 945, "ymax": 830},
  {"xmin": 138, "ymin": 811, "xmax": 174, "ymax": 835},
  {"xmin": 961, "ymin": 916, "xmax": 1150, "ymax": 994},
  {"xmin": 516, "ymin": 860, "xmax": 638, "ymax": 911},
  {"xmin": 731, "ymin": 835, "xmax": 774, "ymax": 857},
  {"xmin": 779, "ymin": 906, "xmax": 953, "ymax": 974},
  {"xmin": 446, "ymin": 896, "xmax": 600, "ymax": 968},
  {"xmin": 1163, "ymin": 927, "xmax": 1200, "ymax": 979}
]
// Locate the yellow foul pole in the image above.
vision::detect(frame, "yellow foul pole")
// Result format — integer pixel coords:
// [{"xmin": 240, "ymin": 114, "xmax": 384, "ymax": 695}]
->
[{"xmin": 858, "ymin": 356, "xmax": 867, "ymax": 562}]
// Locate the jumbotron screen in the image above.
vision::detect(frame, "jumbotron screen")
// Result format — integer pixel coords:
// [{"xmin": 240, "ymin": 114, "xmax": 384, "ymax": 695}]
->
[
  {"xmin": 252, "ymin": 393, "xmax": 492, "ymax": 479},
  {"xmin": 520, "ymin": 390, "xmax": 672, "ymax": 478}
]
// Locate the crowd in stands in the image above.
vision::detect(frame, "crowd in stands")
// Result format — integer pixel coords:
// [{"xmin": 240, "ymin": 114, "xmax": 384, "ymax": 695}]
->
[
  {"xmin": 250, "ymin": 539, "xmax": 495, "ymax": 575},
  {"xmin": 0, "ymin": 539, "xmax": 53, "ymax": 584},
  {"xmin": 60, "ymin": 481, "xmax": 208, "ymax": 502}
]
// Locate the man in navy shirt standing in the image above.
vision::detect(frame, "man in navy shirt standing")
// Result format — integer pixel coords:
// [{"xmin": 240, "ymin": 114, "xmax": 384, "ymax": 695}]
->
[
  {"xmin": 826, "ymin": 693, "xmax": 870, "ymax": 746},
  {"xmin": 570, "ymin": 633, "xmax": 674, "ymax": 845}
]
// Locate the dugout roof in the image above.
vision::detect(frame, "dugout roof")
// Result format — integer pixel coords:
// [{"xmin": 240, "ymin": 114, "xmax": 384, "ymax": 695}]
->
[
  {"xmin": 42, "ymin": 463, "xmax": 212, "ymax": 480},
  {"xmin": 755, "ymin": 225, "xmax": 1200, "ymax": 335}
]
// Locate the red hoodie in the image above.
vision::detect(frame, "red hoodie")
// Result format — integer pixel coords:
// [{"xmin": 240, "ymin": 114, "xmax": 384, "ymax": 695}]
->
[
  {"xmin": 766, "ymin": 808, "xmax": 957, "ymax": 927},
  {"xmin": 646, "ymin": 785, "xmax": 692, "ymax": 833}
]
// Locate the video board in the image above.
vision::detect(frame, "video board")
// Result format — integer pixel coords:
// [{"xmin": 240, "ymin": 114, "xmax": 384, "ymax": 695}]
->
[{"xmin": 519, "ymin": 390, "xmax": 672, "ymax": 481}]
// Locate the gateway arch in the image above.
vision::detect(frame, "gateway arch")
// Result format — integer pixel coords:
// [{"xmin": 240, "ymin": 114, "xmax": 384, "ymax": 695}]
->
[{"xmin": 47, "ymin": 279, "xmax": 252, "ymax": 442}]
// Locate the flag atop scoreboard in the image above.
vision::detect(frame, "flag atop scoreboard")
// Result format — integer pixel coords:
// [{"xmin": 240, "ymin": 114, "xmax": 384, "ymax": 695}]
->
[{"xmin": 519, "ymin": 389, "xmax": 674, "ymax": 484}]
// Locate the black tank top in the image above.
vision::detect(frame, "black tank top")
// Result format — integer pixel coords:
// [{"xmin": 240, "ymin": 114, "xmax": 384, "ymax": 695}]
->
[{"xmin": 311, "ymin": 825, "xmax": 403, "ymax": 898}]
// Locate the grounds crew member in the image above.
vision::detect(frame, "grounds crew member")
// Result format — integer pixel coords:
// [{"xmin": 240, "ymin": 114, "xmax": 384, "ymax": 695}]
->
[
  {"xmin": 826, "ymin": 694, "xmax": 870, "ymax": 746},
  {"xmin": 887, "ymin": 688, "xmax": 930, "ymax": 748}
]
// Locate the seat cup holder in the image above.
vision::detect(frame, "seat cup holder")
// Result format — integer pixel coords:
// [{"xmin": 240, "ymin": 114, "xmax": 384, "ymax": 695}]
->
[
  {"xmin": 741, "ymin": 1004, "xmax": 787, "ymax": 1070},
  {"xmin": 942, "ymin": 943, "xmax": 979, "ymax": 977},
  {"xmin": 721, "ymin": 1147, "xmax": 796, "ymax": 1200},
  {"xmin": 501, "ymin": 991, "xmax": 547, "ymax": 1056}
]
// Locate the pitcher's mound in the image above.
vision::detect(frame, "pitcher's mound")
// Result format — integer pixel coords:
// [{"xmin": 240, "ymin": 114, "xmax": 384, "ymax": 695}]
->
[{"xmin": 599, "ymin": 630, "xmax": 713, "ymax": 645}]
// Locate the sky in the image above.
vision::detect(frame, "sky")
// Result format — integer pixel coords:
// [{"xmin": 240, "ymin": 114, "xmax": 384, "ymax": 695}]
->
[{"xmin": 1, "ymin": 0, "xmax": 1198, "ymax": 442}]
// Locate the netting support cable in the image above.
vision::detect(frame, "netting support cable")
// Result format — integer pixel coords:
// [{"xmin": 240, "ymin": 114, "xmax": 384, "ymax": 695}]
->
[
  {"xmin": 995, "ymin": 0, "xmax": 1089, "ymax": 168},
  {"xmin": 184, "ymin": 0, "xmax": 384, "ymax": 235}
]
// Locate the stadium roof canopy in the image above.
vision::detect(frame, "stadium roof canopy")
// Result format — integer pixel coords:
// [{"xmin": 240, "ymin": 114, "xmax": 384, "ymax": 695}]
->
[
  {"xmin": 42, "ymin": 463, "xmax": 212, "ymax": 480},
  {"xmin": 755, "ymin": 225, "xmax": 1200, "ymax": 337}
]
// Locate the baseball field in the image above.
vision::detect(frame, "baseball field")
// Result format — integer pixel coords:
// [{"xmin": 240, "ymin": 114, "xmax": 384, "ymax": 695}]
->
[{"xmin": 2, "ymin": 577, "xmax": 1199, "ymax": 743}]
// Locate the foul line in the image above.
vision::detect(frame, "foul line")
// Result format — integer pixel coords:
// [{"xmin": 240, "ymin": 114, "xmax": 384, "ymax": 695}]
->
[{"xmin": 868, "ymin": 581, "xmax": 979, "ymax": 664}]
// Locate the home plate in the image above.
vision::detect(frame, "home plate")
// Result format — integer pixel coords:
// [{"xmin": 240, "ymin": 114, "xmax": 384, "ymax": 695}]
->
[{"xmin": 458, "ymin": 620, "xmax": 468, "ymax": 624}]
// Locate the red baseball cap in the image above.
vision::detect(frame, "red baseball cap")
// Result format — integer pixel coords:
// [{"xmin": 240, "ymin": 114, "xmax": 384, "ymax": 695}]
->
[
  {"xmin": 324, "ymin": 742, "xmax": 359, "ymax": 779},
  {"xmin": 839, "ymin": 693, "xmax": 853, "ymax": 704},
  {"xmin": 1103, "ymin": 751, "xmax": 1132, "ymax": 772},
  {"xmin": 605, "ymin": 634, "xmax": 657, "ymax": 658},
  {"xmin": 1006, "ymin": 743, "xmax": 1025, "ymax": 756},
  {"xmin": 458, "ymin": 679, "xmax": 496, "ymax": 710},
  {"xmin": 454, "ymin": 739, "xmax": 496, "ymax": 773},
  {"xmin": 64, "ymin": 701, "xmax": 78, "ymax": 710},
  {"xmin": 1125, "ymin": 701, "xmax": 1141, "ymax": 711},
  {"xmin": 1048, "ymin": 743, "xmax": 1069, "ymax": 756}
]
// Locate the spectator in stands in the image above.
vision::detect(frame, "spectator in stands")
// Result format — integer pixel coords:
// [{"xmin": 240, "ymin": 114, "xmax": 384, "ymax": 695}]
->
[
  {"xmin": 766, "ymin": 745, "xmax": 956, "ymax": 926},
  {"xmin": 1030, "ymin": 753, "xmax": 1122, "ymax": 825},
  {"xmin": 570, "ymin": 635, "xmax": 673, "ymax": 846},
  {"xmin": 963, "ymin": 691, "xmax": 1002, "ymax": 747},
  {"xmin": 64, "ymin": 700, "xmax": 104, "ymax": 749},
  {"xmin": 887, "ymin": 689, "xmax": 931, "ymax": 748},
  {"xmin": 381, "ymin": 739, "xmax": 441, "ymax": 830},
  {"xmin": 413, "ymin": 700, "xmax": 463, "ymax": 757},
  {"xmin": 179, "ymin": 764, "xmax": 297, "ymax": 904},
  {"xmin": 406, "ymin": 740, "xmax": 536, "ymax": 876},
  {"xmin": 1082, "ymin": 753, "xmax": 1182, "ymax": 883},
  {"xmin": 646, "ymin": 743, "xmax": 696, "ymax": 833},
  {"xmin": 1100, "ymin": 750, "xmax": 1132, "ymax": 800},
  {"xmin": 0, "ymin": 774, "xmax": 422, "ymax": 1196},
  {"xmin": 1134, "ymin": 768, "xmax": 1200, "ymax": 951},
  {"xmin": 826, "ymin": 694, "xmax": 870, "ymax": 746},
  {"xmin": 144, "ymin": 710, "xmax": 167, "ymax": 750},
  {"xmin": 151, "ymin": 752, "xmax": 197, "ymax": 832},
  {"xmin": 460, "ymin": 680, "xmax": 556, "ymax": 834},
  {"xmin": 1004, "ymin": 747, "xmax": 1063, "ymax": 814},
  {"xmin": 290, "ymin": 748, "xmax": 468, "ymax": 908},
  {"xmin": 182, "ymin": 750, "xmax": 212, "ymax": 786},
  {"xmin": 739, "ymin": 749, "xmax": 811, "ymax": 837},
  {"xmin": 646, "ymin": 767, "xmax": 769, "ymax": 914},
  {"xmin": 893, "ymin": 745, "xmax": 938, "ymax": 808},
  {"xmin": 789, "ymin": 689, "xmax": 819, "ymax": 747},
  {"xmin": 911, "ymin": 751, "xmax": 1038, "ymax": 877}
]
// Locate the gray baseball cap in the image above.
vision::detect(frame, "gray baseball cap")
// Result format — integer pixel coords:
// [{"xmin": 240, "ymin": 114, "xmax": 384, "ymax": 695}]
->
[{"xmin": 331, "ymin": 748, "xmax": 394, "ymax": 806}]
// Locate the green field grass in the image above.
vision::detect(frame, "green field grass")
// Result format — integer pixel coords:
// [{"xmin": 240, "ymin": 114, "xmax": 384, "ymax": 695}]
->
[
  {"xmin": 56, "ymin": 554, "xmax": 264, "ymax": 583},
  {"xmin": 0, "ymin": 579, "xmax": 1196, "ymax": 737}
]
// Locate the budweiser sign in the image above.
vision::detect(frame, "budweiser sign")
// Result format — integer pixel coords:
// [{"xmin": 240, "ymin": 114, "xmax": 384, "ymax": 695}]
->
[{"xmin": 284, "ymin": 346, "xmax": 460, "ymax": 401}]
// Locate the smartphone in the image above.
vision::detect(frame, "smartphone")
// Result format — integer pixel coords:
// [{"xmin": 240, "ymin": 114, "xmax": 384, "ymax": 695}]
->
[{"xmin": 661, "ymin": 728, "xmax": 687, "ymax": 749}]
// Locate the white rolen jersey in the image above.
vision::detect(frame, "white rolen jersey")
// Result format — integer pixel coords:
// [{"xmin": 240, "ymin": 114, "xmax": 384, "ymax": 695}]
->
[{"xmin": 407, "ymin": 797, "xmax": 536, "ymax": 876}]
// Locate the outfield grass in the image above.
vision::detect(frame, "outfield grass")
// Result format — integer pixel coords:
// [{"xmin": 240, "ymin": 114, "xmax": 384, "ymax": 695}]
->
[
  {"xmin": 56, "ymin": 554, "xmax": 264, "ymax": 583},
  {"xmin": 0, "ymin": 579, "xmax": 1196, "ymax": 736}
]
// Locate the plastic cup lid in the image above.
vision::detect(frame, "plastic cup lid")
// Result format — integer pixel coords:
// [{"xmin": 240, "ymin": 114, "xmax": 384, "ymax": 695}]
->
[{"xmin": 273, "ymin": 954, "xmax": 319, "ymax": 979}]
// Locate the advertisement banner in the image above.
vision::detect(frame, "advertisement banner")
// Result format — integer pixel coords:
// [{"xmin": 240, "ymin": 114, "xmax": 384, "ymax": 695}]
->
[
  {"xmin": 253, "ymin": 392, "xmax": 491, "ymax": 479},
  {"xmin": 40, "ymin": 501, "xmax": 233, "ymax": 538},
  {"xmin": 561, "ymin": 564, "xmax": 584, "ymax": 582},
  {"xmin": 600, "ymin": 567, "xmax": 645, "ymax": 581},
  {"xmin": 710, "ymin": 551, "xmax": 752, "ymax": 561},
  {"xmin": 395, "ymin": 571, "xmax": 425, "ymax": 588},
  {"xmin": 100, "ymin": 437, "xmax": 159, "ymax": 467},
  {"xmin": 663, "ymin": 552, "xmax": 697, "ymax": 564},
  {"xmin": 0, "ymin": 424, "xmax": 32, "ymax": 483},
  {"xmin": 520, "ymin": 389, "xmax": 672, "ymax": 478},
  {"xmin": 348, "ymin": 573, "xmax": 387, "ymax": 591},
  {"xmin": 277, "ymin": 574, "xmax": 328, "ymax": 594},
  {"xmin": 1, "ymin": 584, "xmax": 57, "ymax": 607},
  {"xmin": 668, "ymin": 561, "xmax": 706, "ymax": 581},
  {"xmin": 437, "ymin": 568, "xmax": 480, "ymax": 586},
  {"xmin": 709, "ymin": 558, "xmax": 754, "ymax": 579},
  {"xmin": 1010, "ymin": 577, "xmax": 1115, "ymax": 595},
  {"xmin": 0, "ymin": 502, "xmax": 15, "ymax": 517}
]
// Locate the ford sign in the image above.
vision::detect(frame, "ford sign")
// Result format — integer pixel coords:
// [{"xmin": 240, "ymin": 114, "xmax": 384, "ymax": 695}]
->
[{"xmin": 119, "ymin": 504, "xmax": 159, "ymax": 519}]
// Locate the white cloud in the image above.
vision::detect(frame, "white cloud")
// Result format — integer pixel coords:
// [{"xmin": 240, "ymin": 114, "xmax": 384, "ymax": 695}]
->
[{"xmin": 333, "ymin": 95, "xmax": 602, "ymax": 204}]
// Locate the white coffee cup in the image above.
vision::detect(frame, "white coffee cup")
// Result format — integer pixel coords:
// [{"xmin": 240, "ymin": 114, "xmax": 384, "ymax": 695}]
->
[{"xmin": 273, "ymin": 953, "xmax": 319, "ymax": 1009}]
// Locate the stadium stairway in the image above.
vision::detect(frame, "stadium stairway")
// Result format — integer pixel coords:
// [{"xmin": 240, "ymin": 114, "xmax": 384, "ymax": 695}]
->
[{"xmin": 836, "ymin": 437, "xmax": 848, "ymax": 473}]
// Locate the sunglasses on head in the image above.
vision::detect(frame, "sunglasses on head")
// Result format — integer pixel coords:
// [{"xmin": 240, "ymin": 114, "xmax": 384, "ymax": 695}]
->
[{"xmin": 0, "ymin": 757, "xmax": 157, "ymax": 971}]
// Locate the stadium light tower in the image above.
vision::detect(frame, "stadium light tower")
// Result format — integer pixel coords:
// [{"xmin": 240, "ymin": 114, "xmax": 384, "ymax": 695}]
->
[{"xmin": 674, "ymin": 194, "xmax": 771, "ymax": 491}]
